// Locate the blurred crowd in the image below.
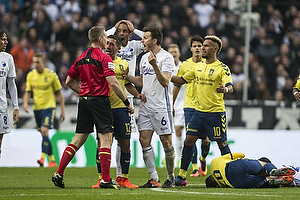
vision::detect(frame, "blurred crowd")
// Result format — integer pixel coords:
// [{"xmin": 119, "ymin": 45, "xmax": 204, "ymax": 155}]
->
[{"xmin": 2, "ymin": 0, "xmax": 300, "ymax": 103}]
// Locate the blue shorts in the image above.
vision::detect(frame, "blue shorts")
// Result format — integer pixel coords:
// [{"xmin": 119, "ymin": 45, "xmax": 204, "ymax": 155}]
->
[
  {"xmin": 227, "ymin": 159, "xmax": 275, "ymax": 188},
  {"xmin": 183, "ymin": 108, "xmax": 195, "ymax": 125},
  {"xmin": 186, "ymin": 110, "xmax": 227, "ymax": 141},
  {"xmin": 34, "ymin": 108, "xmax": 55, "ymax": 131},
  {"xmin": 112, "ymin": 108, "xmax": 131, "ymax": 139}
]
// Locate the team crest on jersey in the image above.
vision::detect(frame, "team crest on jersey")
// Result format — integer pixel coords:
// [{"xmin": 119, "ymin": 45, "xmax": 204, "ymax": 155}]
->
[
  {"xmin": 119, "ymin": 64, "xmax": 124, "ymax": 70},
  {"xmin": 1, "ymin": 62, "xmax": 6, "ymax": 68},
  {"xmin": 209, "ymin": 69, "xmax": 214, "ymax": 76},
  {"xmin": 44, "ymin": 77, "xmax": 48, "ymax": 82}
]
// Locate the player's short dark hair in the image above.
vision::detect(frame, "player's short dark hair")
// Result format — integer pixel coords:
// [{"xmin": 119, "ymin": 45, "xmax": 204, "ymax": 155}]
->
[
  {"xmin": 108, "ymin": 34, "xmax": 122, "ymax": 48},
  {"xmin": 190, "ymin": 35, "xmax": 204, "ymax": 47},
  {"xmin": 0, "ymin": 29, "xmax": 7, "ymax": 38},
  {"xmin": 143, "ymin": 26, "xmax": 163, "ymax": 46},
  {"xmin": 206, "ymin": 175, "xmax": 219, "ymax": 188},
  {"xmin": 258, "ymin": 157, "xmax": 272, "ymax": 163}
]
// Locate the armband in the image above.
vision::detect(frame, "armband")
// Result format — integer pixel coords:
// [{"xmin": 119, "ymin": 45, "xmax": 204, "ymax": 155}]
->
[
  {"xmin": 294, "ymin": 91, "xmax": 298, "ymax": 96},
  {"xmin": 225, "ymin": 87, "xmax": 229, "ymax": 94},
  {"xmin": 123, "ymin": 99, "xmax": 130, "ymax": 107}
]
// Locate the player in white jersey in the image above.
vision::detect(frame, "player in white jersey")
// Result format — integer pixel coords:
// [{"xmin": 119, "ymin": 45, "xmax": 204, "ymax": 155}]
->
[
  {"xmin": 106, "ymin": 20, "xmax": 144, "ymax": 179},
  {"xmin": 167, "ymin": 44, "xmax": 185, "ymax": 168},
  {"xmin": 124, "ymin": 26, "xmax": 175, "ymax": 188},
  {"xmin": 0, "ymin": 30, "xmax": 19, "ymax": 157}
]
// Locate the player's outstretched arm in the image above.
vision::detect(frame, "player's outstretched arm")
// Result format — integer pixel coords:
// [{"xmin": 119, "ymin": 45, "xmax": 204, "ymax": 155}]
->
[{"xmin": 125, "ymin": 83, "xmax": 146, "ymax": 102}]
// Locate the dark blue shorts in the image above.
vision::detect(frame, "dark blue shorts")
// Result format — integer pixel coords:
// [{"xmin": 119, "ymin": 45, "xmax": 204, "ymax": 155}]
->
[
  {"xmin": 186, "ymin": 110, "xmax": 227, "ymax": 141},
  {"xmin": 34, "ymin": 108, "xmax": 55, "ymax": 131},
  {"xmin": 112, "ymin": 108, "xmax": 131, "ymax": 139},
  {"xmin": 227, "ymin": 159, "xmax": 275, "ymax": 188},
  {"xmin": 183, "ymin": 108, "xmax": 195, "ymax": 125}
]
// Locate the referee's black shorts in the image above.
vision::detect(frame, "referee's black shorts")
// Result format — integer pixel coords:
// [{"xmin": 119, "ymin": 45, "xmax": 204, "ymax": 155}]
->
[{"xmin": 75, "ymin": 96, "xmax": 113, "ymax": 134}]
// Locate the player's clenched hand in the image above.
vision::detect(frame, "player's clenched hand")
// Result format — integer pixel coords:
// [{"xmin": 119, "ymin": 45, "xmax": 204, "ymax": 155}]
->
[
  {"xmin": 12, "ymin": 109, "xmax": 19, "ymax": 125},
  {"xmin": 216, "ymin": 81, "xmax": 226, "ymax": 93},
  {"xmin": 127, "ymin": 104, "xmax": 135, "ymax": 114},
  {"xmin": 294, "ymin": 92, "xmax": 300, "ymax": 101},
  {"xmin": 148, "ymin": 50, "xmax": 157, "ymax": 66},
  {"xmin": 137, "ymin": 94, "xmax": 146, "ymax": 102}
]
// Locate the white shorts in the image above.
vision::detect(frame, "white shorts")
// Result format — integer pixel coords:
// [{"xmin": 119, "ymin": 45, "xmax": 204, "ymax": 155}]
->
[
  {"xmin": 137, "ymin": 106, "xmax": 174, "ymax": 135},
  {"xmin": 174, "ymin": 110, "xmax": 185, "ymax": 127},
  {"xmin": 0, "ymin": 113, "xmax": 10, "ymax": 134}
]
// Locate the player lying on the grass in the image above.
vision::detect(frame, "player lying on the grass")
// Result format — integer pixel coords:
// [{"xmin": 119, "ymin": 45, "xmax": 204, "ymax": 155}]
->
[
  {"xmin": 205, "ymin": 153, "xmax": 296, "ymax": 188},
  {"xmin": 278, "ymin": 165, "xmax": 300, "ymax": 187}
]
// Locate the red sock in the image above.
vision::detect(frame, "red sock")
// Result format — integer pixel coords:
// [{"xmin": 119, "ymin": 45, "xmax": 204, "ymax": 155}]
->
[
  {"xmin": 57, "ymin": 143, "xmax": 78, "ymax": 176},
  {"xmin": 99, "ymin": 148, "xmax": 111, "ymax": 182}
]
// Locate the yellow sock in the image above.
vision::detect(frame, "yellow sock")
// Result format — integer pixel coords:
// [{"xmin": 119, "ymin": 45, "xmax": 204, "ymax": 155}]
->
[
  {"xmin": 122, "ymin": 174, "xmax": 128, "ymax": 179},
  {"xmin": 41, "ymin": 153, "xmax": 47, "ymax": 160},
  {"xmin": 200, "ymin": 156, "xmax": 206, "ymax": 162},
  {"xmin": 178, "ymin": 169, "xmax": 187, "ymax": 179},
  {"xmin": 98, "ymin": 173, "xmax": 102, "ymax": 180},
  {"xmin": 192, "ymin": 163, "xmax": 199, "ymax": 171},
  {"xmin": 48, "ymin": 155, "xmax": 55, "ymax": 162}
]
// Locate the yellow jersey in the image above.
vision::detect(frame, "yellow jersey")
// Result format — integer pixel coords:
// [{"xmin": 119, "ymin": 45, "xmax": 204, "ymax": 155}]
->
[
  {"xmin": 25, "ymin": 68, "xmax": 62, "ymax": 110},
  {"xmin": 182, "ymin": 59, "xmax": 232, "ymax": 112},
  {"xmin": 109, "ymin": 57, "xmax": 130, "ymax": 109},
  {"xmin": 210, "ymin": 153, "xmax": 245, "ymax": 188},
  {"xmin": 293, "ymin": 75, "xmax": 300, "ymax": 90},
  {"xmin": 177, "ymin": 58, "xmax": 205, "ymax": 108}
]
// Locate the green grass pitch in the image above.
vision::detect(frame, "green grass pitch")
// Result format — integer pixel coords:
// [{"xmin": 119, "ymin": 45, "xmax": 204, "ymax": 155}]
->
[{"xmin": 0, "ymin": 167, "xmax": 299, "ymax": 200}]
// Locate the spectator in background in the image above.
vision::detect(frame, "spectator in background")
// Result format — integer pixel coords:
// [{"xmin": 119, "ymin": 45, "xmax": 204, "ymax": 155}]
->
[
  {"xmin": 10, "ymin": 37, "xmax": 35, "ymax": 74},
  {"xmin": 41, "ymin": 0, "xmax": 59, "ymax": 23},
  {"xmin": 193, "ymin": 0, "xmax": 214, "ymax": 29},
  {"xmin": 60, "ymin": 0, "xmax": 81, "ymax": 23},
  {"xmin": 30, "ymin": 9, "xmax": 51, "ymax": 42},
  {"xmin": 0, "ymin": 13, "xmax": 19, "ymax": 38}
]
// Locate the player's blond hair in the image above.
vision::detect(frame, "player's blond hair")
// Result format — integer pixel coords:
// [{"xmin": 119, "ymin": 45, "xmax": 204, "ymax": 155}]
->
[
  {"xmin": 168, "ymin": 44, "xmax": 180, "ymax": 50},
  {"xmin": 204, "ymin": 35, "xmax": 222, "ymax": 54}
]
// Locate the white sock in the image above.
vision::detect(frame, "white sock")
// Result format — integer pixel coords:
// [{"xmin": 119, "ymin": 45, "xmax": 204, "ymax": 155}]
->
[
  {"xmin": 143, "ymin": 146, "xmax": 159, "ymax": 182},
  {"xmin": 116, "ymin": 144, "xmax": 122, "ymax": 178},
  {"xmin": 165, "ymin": 147, "xmax": 175, "ymax": 181},
  {"xmin": 176, "ymin": 136, "xmax": 182, "ymax": 162}
]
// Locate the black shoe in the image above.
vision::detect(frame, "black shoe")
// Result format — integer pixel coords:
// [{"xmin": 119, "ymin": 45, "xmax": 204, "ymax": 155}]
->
[
  {"xmin": 139, "ymin": 179, "xmax": 161, "ymax": 188},
  {"xmin": 52, "ymin": 172, "xmax": 65, "ymax": 188},
  {"xmin": 162, "ymin": 179, "xmax": 175, "ymax": 188},
  {"xmin": 99, "ymin": 179, "xmax": 120, "ymax": 189}
]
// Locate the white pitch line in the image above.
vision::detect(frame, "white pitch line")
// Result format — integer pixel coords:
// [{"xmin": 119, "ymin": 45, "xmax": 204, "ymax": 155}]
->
[{"xmin": 150, "ymin": 188, "xmax": 279, "ymax": 197}]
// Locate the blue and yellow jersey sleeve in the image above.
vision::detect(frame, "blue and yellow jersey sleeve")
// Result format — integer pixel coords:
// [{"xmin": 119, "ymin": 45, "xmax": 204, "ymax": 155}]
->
[
  {"xmin": 210, "ymin": 153, "xmax": 245, "ymax": 188},
  {"xmin": 109, "ymin": 57, "xmax": 129, "ymax": 109},
  {"xmin": 26, "ymin": 68, "xmax": 62, "ymax": 110}
]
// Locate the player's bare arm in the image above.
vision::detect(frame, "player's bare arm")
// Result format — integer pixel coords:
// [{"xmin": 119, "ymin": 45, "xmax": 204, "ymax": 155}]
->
[
  {"xmin": 171, "ymin": 75, "xmax": 185, "ymax": 85},
  {"xmin": 23, "ymin": 91, "xmax": 31, "ymax": 113},
  {"xmin": 123, "ymin": 68, "xmax": 143, "ymax": 87},
  {"xmin": 56, "ymin": 90, "xmax": 65, "ymax": 122},
  {"xmin": 65, "ymin": 76, "xmax": 81, "ymax": 94},
  {"xmin": 125, "ymin": 83, "xmax": 146, "ymax": 102}
]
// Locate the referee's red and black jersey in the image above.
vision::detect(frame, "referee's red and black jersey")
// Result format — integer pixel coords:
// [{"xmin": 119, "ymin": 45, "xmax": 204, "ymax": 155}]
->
[{"xmin": 68, "ymin": 47, "xmax": 115, "ymax": 97}]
